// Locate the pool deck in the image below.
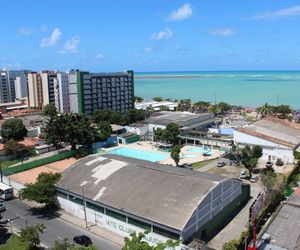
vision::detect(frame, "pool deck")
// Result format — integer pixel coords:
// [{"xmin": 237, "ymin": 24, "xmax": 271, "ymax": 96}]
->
[{"xmin": 102, "ymin": 141, "xmax": 222, "ymax": 166}]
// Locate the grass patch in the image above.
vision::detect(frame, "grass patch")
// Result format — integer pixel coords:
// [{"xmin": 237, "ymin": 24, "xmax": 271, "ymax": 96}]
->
[
  {"xmin": 0, "ymin": 159, "xmax": 21, "ymax": 169},
  {"xmin": 0, "ymin": 235, "xmax": 28, "ymax": 250},
  {"xmin": 192, "ymin": 159, "xmax": 215, "ymax": 169}
]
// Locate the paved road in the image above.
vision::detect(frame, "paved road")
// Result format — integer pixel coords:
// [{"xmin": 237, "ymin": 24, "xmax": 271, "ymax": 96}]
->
[
  {"xmin": 1, "ymin": 199, "xmax": 121, "ymax": 250},
  {"xmin": 198, "ymin": 157, "xmax": 230, "ymax": 172}
]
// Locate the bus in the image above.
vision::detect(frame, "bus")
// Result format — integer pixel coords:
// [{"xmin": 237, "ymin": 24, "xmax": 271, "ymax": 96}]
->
[{"xmin": 0, "ymin": 183, "xmax": 14, "ymax": 200}]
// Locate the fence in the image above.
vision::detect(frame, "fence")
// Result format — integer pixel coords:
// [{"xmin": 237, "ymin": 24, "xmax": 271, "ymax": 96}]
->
[{"xmin": 2, "ymin": 150, "xmax": 77, "ymax": 176}]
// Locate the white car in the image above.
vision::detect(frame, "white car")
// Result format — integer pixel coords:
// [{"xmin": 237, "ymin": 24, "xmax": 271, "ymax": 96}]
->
[
  {"xmin": 250, "ymin": 175, "xmax": 259, "ymax": 183},
  {"xmin": 239, "ymin": 170, "xmax": 247, "ymax": 179},
  {"xmin": 0, "ymin": 203, "xmax": 6, "ymax": 212}
]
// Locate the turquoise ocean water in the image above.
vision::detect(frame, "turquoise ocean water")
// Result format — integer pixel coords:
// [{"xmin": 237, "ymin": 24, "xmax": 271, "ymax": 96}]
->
[{"xmin": 134, "ymin": 71, "xmax": 300, "ymax": 108}]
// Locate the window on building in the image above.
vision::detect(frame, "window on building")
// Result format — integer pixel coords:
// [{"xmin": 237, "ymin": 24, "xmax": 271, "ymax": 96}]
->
[
  {"xmin": 69, "ymin": 194, "xmax": 83, "ymax": 205},
  {"xmin": 128, "ymin": 217, "xmax": 151, "ymax": 230},
  {"xmin": 106, "ymin": 209, "xmax": 126, "ymax": 222},
  {"xmin": 153, "ymin": 226, "xmax": 180, "ymax": 240},
  {"xmin": 86, "ymin": 202, "xmax": 104, "ymax": 213}
]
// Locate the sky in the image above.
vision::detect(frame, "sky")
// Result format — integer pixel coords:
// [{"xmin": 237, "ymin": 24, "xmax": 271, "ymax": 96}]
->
[{"xmin": 0, "ymin": 0, "xmax": 300, "ymax": 72}]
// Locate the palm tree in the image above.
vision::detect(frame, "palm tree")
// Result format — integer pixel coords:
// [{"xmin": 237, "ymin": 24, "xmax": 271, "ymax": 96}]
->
[
  {"xmin": 177, "ymin": 99, "xmax": 192, "ymax": 112},
  {"xmin": 192, "ymin": 101, "xmax": 211, "ymax": 113},
  {"xmin": 258, "ymin": 103, "xmax": 273, "ymax": 117}
]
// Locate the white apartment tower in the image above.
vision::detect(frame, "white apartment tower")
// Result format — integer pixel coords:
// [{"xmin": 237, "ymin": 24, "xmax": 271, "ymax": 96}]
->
[{"xmin": 54, "ymin": 73, "xmax": 69, "ymax": 113}]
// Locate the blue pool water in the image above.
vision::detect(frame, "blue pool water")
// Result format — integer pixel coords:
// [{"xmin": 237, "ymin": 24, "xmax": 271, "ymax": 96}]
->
[
  {"xmin": 187, "ymin": 147, "xmax": 212, "ymax": 155},
  {"xmin": 108, "ymin": 147, "xmax": 169, "ymax": 162}
]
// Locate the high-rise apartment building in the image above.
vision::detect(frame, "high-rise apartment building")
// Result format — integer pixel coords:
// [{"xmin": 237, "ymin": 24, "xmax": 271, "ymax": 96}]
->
[
  {"xmin": 41, "ymin": 71, "xmax": 57, "ymax": 106},
  {"xmin": 69, "ymin": 70, "xmax": 134, "ymax": 114},
  {"xmin": 27, "ymin": 72, "xmax": 43, "ymax": 109},
  {"xmin": 0, "ymin": 70, "xmax": 29, "ymax": 103},
  {"xmin": 14, "ymin": 75, "xmax": 28, "ymax": 99},
  {"xmin": 54, "ymin": 72, "xmax": 69, "ymax": 113}
]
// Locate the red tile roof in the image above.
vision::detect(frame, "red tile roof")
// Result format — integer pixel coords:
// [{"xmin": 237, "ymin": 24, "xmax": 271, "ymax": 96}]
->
[{"xmin": 18, "ymin": 137, "xmax": 39, "ymax": 147}]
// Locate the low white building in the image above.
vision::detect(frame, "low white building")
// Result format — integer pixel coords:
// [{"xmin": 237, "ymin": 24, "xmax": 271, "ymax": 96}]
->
[
  {"xmin": 135, "ymin": 101, "xmax": 177, "ymax": 111},
  {"xmin": 56, "ymin": 154, "xmax": 247, "ymax": 247},
  {"xmin": 234, "ymin": 117, "xmax": 300, "ymax": 164}
]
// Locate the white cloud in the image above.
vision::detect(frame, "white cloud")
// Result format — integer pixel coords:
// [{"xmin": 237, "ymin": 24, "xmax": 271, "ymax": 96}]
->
[
  {"xmin": 40, "ymin": 28, "xmax": 61, "ymax": 47},
  {"xmin": 209, "ymin": 28, "xmax": 236, "ymax": 36},
  {"xmin": 168, "ymin": 3, "xmax": 193, "ymax": 21},
  {"xmin": 19, "ymin": 27, "xmax": 32, "ymax": 36},
  {"xmin": 96, "ymin": 53, "xmax": 104, "ymax": 58},
  {"xmin": 151, "ymin": 28, "xmax": 173, "ymax": 40},
  {"xmin": 60, "ymin": 37, "xmax": 80, "ymax": 54},
  {"xmin": 144, "ymin": 46, "xmax": 153, "ymax": 52},
  {"xmin": 250, "ymin": 5, "xmax": 300, "ymax": 20}
]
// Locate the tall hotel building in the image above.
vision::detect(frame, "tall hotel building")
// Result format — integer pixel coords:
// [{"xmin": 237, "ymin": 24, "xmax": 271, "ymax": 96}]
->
[{"xmin": 69, "ymin": 70, "xmax": 134, "ymax": 114}]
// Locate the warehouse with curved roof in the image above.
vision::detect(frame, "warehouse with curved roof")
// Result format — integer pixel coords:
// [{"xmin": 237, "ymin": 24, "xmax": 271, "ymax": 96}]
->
[{"xmin": 55, "ymin": 154, "xmax": 249, "ymax": 246}]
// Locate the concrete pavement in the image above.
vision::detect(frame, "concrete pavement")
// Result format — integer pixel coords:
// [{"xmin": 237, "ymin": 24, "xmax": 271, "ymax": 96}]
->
[{"xmin": 1, "ymin": 199, "xmax": 121, "ymax": 250}]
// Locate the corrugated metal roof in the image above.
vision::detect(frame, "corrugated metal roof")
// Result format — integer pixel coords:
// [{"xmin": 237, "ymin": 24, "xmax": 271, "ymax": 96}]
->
[{"xmin": 57, "ymin": 154, "xmax": 230, "ymax": 231}]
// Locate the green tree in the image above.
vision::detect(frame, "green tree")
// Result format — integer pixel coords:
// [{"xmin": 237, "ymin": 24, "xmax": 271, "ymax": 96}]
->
[
  {"xmin": 96, "ymin": 122, "xmax": 113, "ymax": 141},
  {"xmin": 1, "ymin": 118, "xmax": 27, "ymax": 142},
  {"xmin": 134, "ymin": 96, "xmax": 144, "ymax": 103},
  {"xmin": 43, "ymin": 103, "xmax": 58, "ymax": 117},
  {"xmin": 153, "ymin": 97, "xmax": 164, "ymax": 102},
  {"xmin": 123, "ymin": 109, "xmax": 146, "ymax": 125},
  {"xmin": 53, "ymin": 238, "xmax": 99, "ymax": 250},
  {"xmin": 177, "ymin": 99, "xmax": 192, "ymax": 112},
  {"xmin": 222, "ymin": 240, "xmax": 238, "ymax": 250},
  {"xmin": 273, "ymin": 104, "xmax": 291, "ymax": 119},
  {"xmin": 240, "ymin": 145, "xmax": 263, "ymax": 178},
  {"xmin": 154, "ymin": 128, "xmax": 165, "ymax": 142},
  {"xmin": 258, "ymin": 103, "xmax": 273, "ymax": 117},
  {"xmin": 165, "ymin": 123, "xmax": 180, "ymax": 145},
  {"xmin": 92, "ymin": 110, "xmax": 123, "ymax": 125},
  {"xmin": 171, "ymin": 146, "xmax": 181, "ymax": 166},
  {"xmin": 123, "ymin": 231, "xmax": 179, "ymax": 250},
  {"xmin": 19, "ymin": 223, "xmax": 46, "ymax": 249},
  {"xmin": 44, "ymin": 115, "xmax": 66, "ymax": 148},
  {"xmin": 218, "ymin": 102, "xmax": 231, "ymax": 114},
  {"xmin": 19, "ymin": 172, "xmax": 61, "ymax": 207},
  {"xmin": 64, "ymin": 113, "xmax": 96, "ymax": 150},
  {"xmin": 210, "ymin": 104, "xmax": 219, "ymax": 115},
  {"xmin": 4, "ymin": 139, "xmax": 33, "ymax": 160},
  {"xmin": 192, "ymin": 101, "xmax": 211, "ymax": 112}
]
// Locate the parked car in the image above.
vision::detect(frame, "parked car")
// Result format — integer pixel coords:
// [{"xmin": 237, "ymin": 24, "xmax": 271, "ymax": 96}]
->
[
  {"xmin": 0, "ymin": 203, "xmax": 6, "ymax": 212},
  {"xmin": 239, "ymin": 170, "xmax": 247, "ymax": 179},
  {"xmin": 250, "ymin": 175, "xmax": 259, "ymax": 183},
  {"xmin": 266, "ymin": 161, "xmax": 273, "ymax": 168},
  {"xmin": 276, "ymin": 159, "xmax": 284, "ymax": 166},
  {"xmin": 73, "ymin": 235, "xmax": 92, "ymax": 246},
  {"xmin": 217, "ymin": 161, "xmax": 226, "ymax": 167}
]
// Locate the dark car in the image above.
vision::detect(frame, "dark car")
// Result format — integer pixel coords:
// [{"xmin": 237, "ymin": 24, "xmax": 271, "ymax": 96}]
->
[
  {"xmin": 266, "ymin": 161, "xmax": 273, "ymax": 168},
  {"xmin": 73, "ymin": 235, "xmax": 92, "ymax": 246}
]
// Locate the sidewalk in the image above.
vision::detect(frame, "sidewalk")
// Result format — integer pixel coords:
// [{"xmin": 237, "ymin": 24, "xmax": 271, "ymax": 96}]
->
[{"xmin": 58, "ymin": 211, "xmax": 124, "ymax": 247}]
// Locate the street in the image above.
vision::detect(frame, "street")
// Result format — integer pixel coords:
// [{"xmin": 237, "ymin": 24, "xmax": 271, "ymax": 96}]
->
[{"xmin": 1, "ymin": 199, "xmax": 121, "ymax": 250}]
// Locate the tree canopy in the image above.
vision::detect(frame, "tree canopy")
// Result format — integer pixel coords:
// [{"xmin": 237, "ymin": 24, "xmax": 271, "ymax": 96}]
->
[
  {"xmin": 154, "ymin": 123, "xmax": 180, "ymax": 145},
  {"xmin": 96, "ymin": 122, "xmax": 113, "ymax": 141},
  {"xmin": 43, "ymin": 103, "xmax": 58, "ymax": 117},
  {"xmin": 134, "ymin": 96, "xmax": 144, "ymax": 103},
  {"xmin": 1, "ymin": 118, "xmax": 27, "ymax": 142},
  {"xmin": 123, "ymin": 231, "xmax": 179, "ymax": 250},
  {"xmin": 19, "ymin": 172, "xmax": 61, "ymax": 207},
  {"xmin": 19, "ymin": 223, "xmax": 46, "ymax": 249},
  {"xmin": 171, "ymin": 146, "xmax": 181, "ymax": 166},
  {"xmin": 240, "ymin": 145, "xmax": 262, "ymax": 178}
]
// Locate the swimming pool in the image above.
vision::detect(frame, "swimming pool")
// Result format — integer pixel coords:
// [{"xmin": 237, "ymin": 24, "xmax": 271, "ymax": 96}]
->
[
  {"xmin": 108, "ymin": 147, "xmax": 169, "ymax": 162},
  {"xmin": 187, "ymin": 147, "xmax": 212, "ymax": 155}
]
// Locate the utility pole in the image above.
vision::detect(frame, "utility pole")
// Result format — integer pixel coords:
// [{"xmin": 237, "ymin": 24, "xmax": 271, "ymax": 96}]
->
[{"xmin": 81, "ymin": 186, "xmax": 88, "ymax": 228}]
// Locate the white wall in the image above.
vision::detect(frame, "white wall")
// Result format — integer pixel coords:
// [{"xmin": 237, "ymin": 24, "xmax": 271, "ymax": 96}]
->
[
  {"xmin": 57, "ymin": 197, "xmax": 182, "ymax": 249},
  {"xmin": 182, "ymin": 179, "xmax": 241, "ymax": 240},
  {"xmin": 125, "ymin": 125, "xmax": 149, "ymax": 135},
  {"xmin": 234, "ymin": 130, "xmax": 295, "ymax": 163}
]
